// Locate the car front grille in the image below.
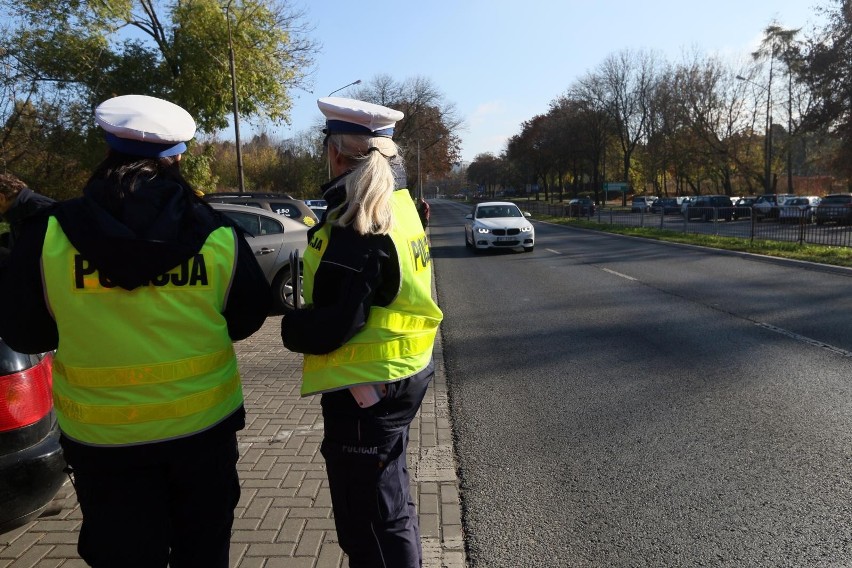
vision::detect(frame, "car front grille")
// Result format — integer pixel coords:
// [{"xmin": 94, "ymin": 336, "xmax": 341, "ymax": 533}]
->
[{"xmin": 492, "ymin": 228, "xmax": 521, "ymax": 236}]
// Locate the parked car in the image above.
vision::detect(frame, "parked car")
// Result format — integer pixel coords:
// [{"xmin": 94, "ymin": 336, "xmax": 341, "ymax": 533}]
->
[
  {"xmin": 205, "ymin": 193, "xmax": 319, "ymax": 227},
  {"xmin": 651, "ymin": 197, "xmax": 680, "ymax": 215},
  {"xmin": 631, "ymin": 196, "xmax": 656, "ymax": 212},
  {"xmin": 464, "ymin": 201, "xmax": 534, "ymax": 253},
  {"xmin": 733, "ymin": 196, "xmax": 758, "ymax": 219},
  {"xmin": 778, "ymin": 196, "xmax": 821, "ymax": 223},
  {"xmin": 565, "ymin": 198, "xmax": 595, "ymax": 217},
  {"xmin": 210, "ymin": 203, "xmax": 309, "ymax": 312},
  {"xmin": 0, "ymin": 339, "xmax": 66, "ymax": 534},
  {"xmin": 752, "ymin": 194, "xmax": 795, "ymax": 222},
  {"xmin": 685, "ymin": 195, "xmax": 735, "ymax": 221},
  {"xmin": 815, "ymin": 193, "xmax": 852, "ymax": 225},
  {"xmin": 303, "ymin": 199, "xmax": 328, "ymax": 219}
]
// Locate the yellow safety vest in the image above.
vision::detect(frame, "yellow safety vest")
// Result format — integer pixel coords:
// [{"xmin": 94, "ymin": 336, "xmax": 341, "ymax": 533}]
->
[
  {"xmin": 301, "ymin": 190, "xmax": 443, "ymax": 396},
  {"xmin": 41, "ymin": 217, "xmax": 243, "ymax": 446}
]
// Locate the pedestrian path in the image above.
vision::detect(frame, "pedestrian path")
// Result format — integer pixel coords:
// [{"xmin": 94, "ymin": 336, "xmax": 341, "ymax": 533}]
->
[{"xmin": 0, "ymin": 317, "xmax": 467, "ymax": 568}]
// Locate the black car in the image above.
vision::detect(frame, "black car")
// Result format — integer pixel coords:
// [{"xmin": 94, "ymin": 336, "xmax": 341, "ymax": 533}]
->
[
  {"xmin": 651, "ymin": 197, "xmax": 680, "ymax": 215},
  {"xmin": 565, "ymin": 198, "xmax": 595, "ymax": 217},
  {"xmin": 815, "ymin": 193, "xmax": 852, "ymax": 225},
  {"xmin": 733, "ymin": 196, "xmax": 757, "ymax": 219},
  {"xmin": 685, "ymin": 195, "xmax": 734, "ymax": 221},
  {"xmin": 0, "ymin": 338, "xmax": 66, "ymax": 533}
]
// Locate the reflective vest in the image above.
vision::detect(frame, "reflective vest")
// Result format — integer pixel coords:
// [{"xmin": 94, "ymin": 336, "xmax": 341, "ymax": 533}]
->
[
  {"xmin": 41, "ymin": 217, "xmax": 243, "ymax": 446},
  {"xmin": 301, "ymin": 190, "xmax": 443, "ymax": 396}
]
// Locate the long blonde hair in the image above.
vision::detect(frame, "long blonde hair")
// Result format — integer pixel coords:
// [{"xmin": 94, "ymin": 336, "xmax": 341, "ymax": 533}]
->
[{"xmin": 327, "ymin": 134, "xmax": 400, "ymax": 235}]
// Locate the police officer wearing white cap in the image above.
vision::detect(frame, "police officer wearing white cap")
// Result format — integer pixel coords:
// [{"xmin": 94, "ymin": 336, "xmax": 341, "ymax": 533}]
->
[
  {"xmin": 0, "ymin": 94, "xmax": 271, "ymax": 567},
  {"xmin": 281, "ymin": 97, "xmax": 444, "ymax": 567}
]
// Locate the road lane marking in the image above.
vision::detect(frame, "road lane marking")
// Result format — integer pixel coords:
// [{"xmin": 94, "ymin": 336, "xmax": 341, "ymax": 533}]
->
[
  {"xmin": 601, "ymin": 267, "xmax": 637, "ymax": 281},
  {"xmin": 756, "ymin": 323, "xmax": 852, "ymax": 358},
  {"xmin": 546, "ymin": 248, "xmax": 562, "ymax": 255}
]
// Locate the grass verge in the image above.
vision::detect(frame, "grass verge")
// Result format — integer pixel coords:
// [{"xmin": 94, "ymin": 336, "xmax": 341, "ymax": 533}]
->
[{"xmin": 537, "ymin": 215, "xmax": 852, "ymax": 269}]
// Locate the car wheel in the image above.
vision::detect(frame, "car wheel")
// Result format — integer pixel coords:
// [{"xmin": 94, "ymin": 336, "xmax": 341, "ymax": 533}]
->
[{"xmin": 271, "ymin": 264, "xmax": 302, "ymax": 313}]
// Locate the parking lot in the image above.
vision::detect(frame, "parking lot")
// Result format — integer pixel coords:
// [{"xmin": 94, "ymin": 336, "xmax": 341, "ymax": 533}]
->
[{"xmin": 518, "ymin": 200, "xmax": 852, "ymax": 247}]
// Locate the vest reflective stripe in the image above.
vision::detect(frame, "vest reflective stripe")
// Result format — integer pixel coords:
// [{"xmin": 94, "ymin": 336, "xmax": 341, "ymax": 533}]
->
[
  {"xmin": 301, "ymin": 190, "xmax": 443, "ymax": 395},
  {"xmin": 363, "ymin": 310, "xmax": 443, "ymax": 333},
  {"xmin": 54, "ymin": 373, "xmax": 241, "ymax": 425},
  {"xmin": 42, "ymin": 217, "xmax": 243, "ymax": 446},
  {"xmin": 54, "ymin": 348, "xmax": 235, "ymax": 388},
  {"xmin": 303, "ymin": 332, "xmax": 437, "ymax": 373}
]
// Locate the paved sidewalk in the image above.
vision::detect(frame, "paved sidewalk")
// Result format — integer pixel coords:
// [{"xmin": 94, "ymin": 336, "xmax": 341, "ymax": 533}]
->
[{"xmin": 0, "ymin": 317, "xmax": 467, "ymax": 568}]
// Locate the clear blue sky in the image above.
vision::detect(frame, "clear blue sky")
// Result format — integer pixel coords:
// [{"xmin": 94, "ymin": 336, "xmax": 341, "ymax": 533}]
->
[{"xmin": 263, "ymin": 0, "xmax": 827, "ymax": 163}]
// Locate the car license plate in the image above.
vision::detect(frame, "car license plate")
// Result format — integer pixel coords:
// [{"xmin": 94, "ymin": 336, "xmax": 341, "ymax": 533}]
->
[{"xmin": 496, "ymin": 237, "xmax": 514, "ymax": 242}]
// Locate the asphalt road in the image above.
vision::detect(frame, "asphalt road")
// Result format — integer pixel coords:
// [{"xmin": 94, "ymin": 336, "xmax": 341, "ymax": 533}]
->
[{"xmin": 430, "ymin": 199, "xmax": 852, "ymax": 567}]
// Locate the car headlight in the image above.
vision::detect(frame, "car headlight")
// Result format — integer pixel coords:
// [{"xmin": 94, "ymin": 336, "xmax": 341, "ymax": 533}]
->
[
  {"xmin": 520, "ymin": 226, "xmax": 532, "ymax": 233},
  {"xmin": 476, "ymin": 227, "xmax": 490, "ymax": 234}
]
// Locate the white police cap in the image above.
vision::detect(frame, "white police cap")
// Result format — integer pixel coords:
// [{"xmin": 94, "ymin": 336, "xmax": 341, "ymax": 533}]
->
[
  {"xmin": 95, "ymin": 95, "xmax": 197, "ymax": 158},
  {"xmin": 318, "ymin": 96, "xmax": 404, "ymax": 138}
]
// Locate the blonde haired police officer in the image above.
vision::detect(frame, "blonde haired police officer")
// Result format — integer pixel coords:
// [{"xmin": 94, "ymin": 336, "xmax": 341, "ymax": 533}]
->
[
  {"xmin": 0, "ymin": 94, "xmax": 271, "ymax": 567},
  {"xmin": 281, "ymin": 97, "xmax": 443, "ymax": 568}
]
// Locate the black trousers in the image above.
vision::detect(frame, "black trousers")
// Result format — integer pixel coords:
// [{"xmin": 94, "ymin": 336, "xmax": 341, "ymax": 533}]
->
[
  {"xmin": 60, "ymin": 429, "xmax": 241, "ymax": 568},
  {"xmin": 320, "ymin": 367, "xmax": 433, "ymax": 568}
]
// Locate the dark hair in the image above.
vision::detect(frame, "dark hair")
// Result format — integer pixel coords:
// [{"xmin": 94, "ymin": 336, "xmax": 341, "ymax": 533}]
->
[
  {"xmin": 83, "ymin": 150, "xmax": 205, "ymax": 217},
  {"xmin": 88, "ymin": 150, "xmax": 193, "ymax": 191}
]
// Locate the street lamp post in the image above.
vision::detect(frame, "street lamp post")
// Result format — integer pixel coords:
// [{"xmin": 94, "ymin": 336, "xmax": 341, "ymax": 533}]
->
[
  {"xmin": 417, "ymin": 139, "xmax": 421, "ymax": 200},
  {"xmin": 416, "ymin": 135, "xmax": 444, "ymax": 200},
  {"xmin": 328, "ymin": 80, "xmax": 361, "ymax": 97},
  {"xmin": 737, "ymin": 74, "xmax": 772, "ymax": 195},
  {"xmin": 787, "ymin": 71, "xmax": 793, "ymax": 193},
  {"xmin": 225, "ymin": 0, "xmax": 245, "ymax": 194}
]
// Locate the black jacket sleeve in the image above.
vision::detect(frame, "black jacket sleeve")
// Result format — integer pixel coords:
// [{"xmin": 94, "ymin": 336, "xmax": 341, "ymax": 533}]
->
[
  {"xmin": 223, "ymin": 231, "xmax": 272, "ymax": 341},
  {"xmin": 280, "ymin": 233, "xmax": 393, "ymax": 355},
  {"xmin": 0, "ymin": 216, "xmax": 59, "ymax": 353}
]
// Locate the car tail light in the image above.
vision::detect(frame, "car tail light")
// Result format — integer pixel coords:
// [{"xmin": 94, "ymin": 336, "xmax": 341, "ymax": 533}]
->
[{"xmin": 0, "ymin": 353, "xmax": 54, "ymax": 432}]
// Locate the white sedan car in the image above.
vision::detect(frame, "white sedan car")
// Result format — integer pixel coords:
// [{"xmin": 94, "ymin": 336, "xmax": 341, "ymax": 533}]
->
[
  {"xmin": 464, "ymin": 201, "xmax": 535, "ymax": 253},
  {"xmin": 778, "ymin": 196, "xmax": 821, "ymax": 223}
]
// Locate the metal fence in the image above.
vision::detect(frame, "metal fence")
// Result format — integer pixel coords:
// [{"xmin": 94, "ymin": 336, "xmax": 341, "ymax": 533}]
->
[{"xmin": 516, "ymin": 201, "xmax": 852, "ymax": 248}]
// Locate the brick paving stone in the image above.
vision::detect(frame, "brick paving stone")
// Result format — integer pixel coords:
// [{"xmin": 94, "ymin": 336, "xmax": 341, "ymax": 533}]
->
[{"xmin": 0, "ymin": 302, "xmax": 468, "ymax": 568}]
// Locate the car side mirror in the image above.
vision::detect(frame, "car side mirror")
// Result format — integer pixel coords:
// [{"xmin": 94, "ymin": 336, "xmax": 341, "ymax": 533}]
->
[
  {"xmin": 465, "ymin": 214, "xmax": 472, "ymax": 220},
  {"xmin": 524, "ymin": 212, "xmax": 532, "ymax": 218}
]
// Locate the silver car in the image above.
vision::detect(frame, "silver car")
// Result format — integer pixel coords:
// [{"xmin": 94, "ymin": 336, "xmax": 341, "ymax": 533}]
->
[{"xmin": 210, "ymin": 203, "xmax": 308, "ymax": 312}]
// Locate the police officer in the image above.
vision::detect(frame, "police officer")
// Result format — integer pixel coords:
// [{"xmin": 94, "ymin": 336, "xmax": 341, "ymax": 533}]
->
[
  {"xmin": 0, "ymin": 94, "xmax": 271, "ymax": 567},
  {"xmin": 281, "ymin": 97, "xmax": 444, "ymax": 568}
]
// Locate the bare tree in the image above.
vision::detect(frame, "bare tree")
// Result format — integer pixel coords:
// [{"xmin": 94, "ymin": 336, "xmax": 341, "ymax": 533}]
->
[
  {"xmin": 576, "ymin": 49, "xmax": 659, "ymax": 203},
  {"xmin": 354, "ymin": 75, "xmax": 463, "ymax": 192}
]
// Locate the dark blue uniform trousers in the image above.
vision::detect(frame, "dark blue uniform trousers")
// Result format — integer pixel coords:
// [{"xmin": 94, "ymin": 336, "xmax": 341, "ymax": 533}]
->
[
  {"xmin": 60, "ymin": 426, "xmax": 241, "ymax": 568},
  {"xmin": 320, "ymin": 369, "xmax": 432, "ymax": 568}
]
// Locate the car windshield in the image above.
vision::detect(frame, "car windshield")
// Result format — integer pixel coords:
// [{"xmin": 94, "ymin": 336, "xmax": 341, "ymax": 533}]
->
[
  {"xmin": 821, "ymin": 195, "xmax": 852, "ymax": 204},
  {"xmin": 787, "ymin": 198, "xmax": 808, "ymax": 205},
  {"xmin": 477, "ymin": 205, "xmax": 521, "ymax": 219}
]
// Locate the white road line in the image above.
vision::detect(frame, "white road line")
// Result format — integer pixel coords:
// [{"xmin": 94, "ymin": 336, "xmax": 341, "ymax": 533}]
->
[
  {"xmin": 601, "ymin": 267, "xmax": 637, "ymax": 281},
  {"xmin": 756, "ymin": 323, "xmax": 852, "ymax": 357},
  {"xmin": 546, "ymin": 248, "xmax": 562, "ymax": 255}
]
